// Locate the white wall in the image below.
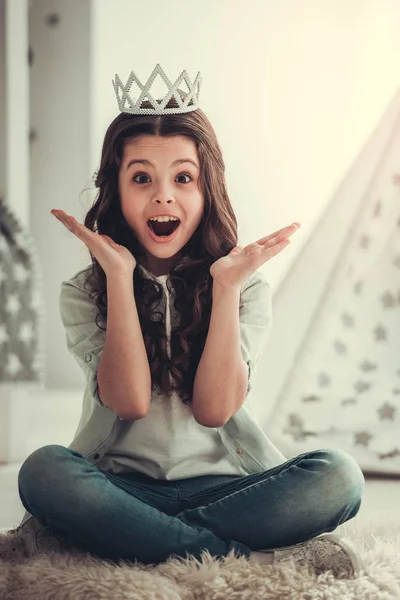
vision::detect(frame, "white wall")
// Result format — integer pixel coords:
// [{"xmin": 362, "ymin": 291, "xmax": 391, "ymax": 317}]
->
[
  {"xmin": 28, "ymin": 0, "xmax": 91, "ymax": 387},
  {"xmin": 1, "ymin": 0, "xmax": 29, "ymax": 228},
  {"xmin": 26, "ymin": 0, "xmax": 400, "ymax": 389},
  {"xmin": 0, "ymin": 0, "xmax": 5, "ymax": 201}
]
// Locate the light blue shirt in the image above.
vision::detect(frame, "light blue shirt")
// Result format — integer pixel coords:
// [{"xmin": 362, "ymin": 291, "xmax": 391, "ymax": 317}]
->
[{"xmin": 19, "ymin": 263, "xmax": 287, "ymax": 528}]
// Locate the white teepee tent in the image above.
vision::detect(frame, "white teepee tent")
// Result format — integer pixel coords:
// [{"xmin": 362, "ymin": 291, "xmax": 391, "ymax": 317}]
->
[{"xmin": 261, "ymin": 88, "xmax": 400, "ymax": 477}]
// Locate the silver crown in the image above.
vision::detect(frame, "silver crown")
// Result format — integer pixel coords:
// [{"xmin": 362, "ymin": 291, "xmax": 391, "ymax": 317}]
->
[{"xmin": 112, "ymin": 63, "xmax": 202, "ymax": 115}]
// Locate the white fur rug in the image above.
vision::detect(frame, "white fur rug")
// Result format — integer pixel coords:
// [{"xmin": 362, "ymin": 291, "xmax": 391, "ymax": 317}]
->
[{"xmin": 0, "ymin": 512, "xmax": 399, "ymax": 599}]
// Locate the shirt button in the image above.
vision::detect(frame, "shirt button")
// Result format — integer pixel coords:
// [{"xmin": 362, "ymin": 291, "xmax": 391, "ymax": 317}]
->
[
  {"xmin": 236, "ymin": 448, "xmax": 243, "ymax": 455},
  {"xmin": 85, "ymin": 353, "xmax": 92, "ymax": 362}
]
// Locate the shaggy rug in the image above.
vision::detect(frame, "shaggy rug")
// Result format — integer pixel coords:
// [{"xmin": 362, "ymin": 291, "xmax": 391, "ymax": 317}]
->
[{"xmin": 0, "ymin": 512, "xmax": 399, "ymax": 599}]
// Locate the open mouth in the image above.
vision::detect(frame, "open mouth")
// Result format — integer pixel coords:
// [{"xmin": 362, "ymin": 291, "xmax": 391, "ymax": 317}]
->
[{"xmin": 147, "ymin": 219, "xmax": 181, "ymax": 237}]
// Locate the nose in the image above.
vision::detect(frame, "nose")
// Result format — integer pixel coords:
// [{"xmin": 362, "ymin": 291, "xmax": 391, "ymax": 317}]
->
[
  {"xmin": 153, "ymin": 189, "xmax": 174, "ymax": 204},
  {"xmin": 154, "ymin": 191, "xmax": 175, "ymax": 205}
]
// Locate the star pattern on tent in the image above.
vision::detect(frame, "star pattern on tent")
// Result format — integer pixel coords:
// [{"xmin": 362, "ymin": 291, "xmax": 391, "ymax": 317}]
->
[
  {"xmin": 272, "ymin": 170, "xmax": 400, "ymax": 469},
  {"xmin": 5, "ymin": 292, "xmax": 22, "ymax": 317},
  {"xmin": 13, "ymin": 263, "xmax": 30, "ymax": 284},
  {"xmin": 4, "ymin": 353, "xmax": 24, "ymax": 377},
  {"xmin": 378, "ymin": 448, "xmax": 400, "ymax": 460},
  {"xmin": 17, "ymin": 321, "xmax": 35, "ymax": 344},
  {"xmin": 0, "ymin": 196, "xmax": 45, "ymax": 383},
  {"xmin": 354, "ymin": 380, "xmax": 372, "ymax": 393},
  {"xmin": 288, "ymin": 414, "xmax": 303, "ymax": 428},
  {"xmin": 0, "ymin": 323, "xmax": 9, "ymax": 344},
  {"xmin": 292, "ymin": 430, "xmax": 318, "ymax": 441},
  {"xmin": 381, "ymin": 290, "xmax": 397, "ymax": 308},
  {"xmin": 341, "ymin": 312, "xmax": 355, "ymax": 328},
  {"xmin": 372, "ymin": 200, "xmax": 382, "ymax": 217},
  {"xmin": 359, "ymin": 360, "xmax": 378, "ymax": 372},
  {"xmin": 360, "ymin": 235, "xmax": 371, "ymax": 249},
  {"xmin": 374, "ymin": 324, "xmax": 387, "ymax": 341},
  {"xmin": 318, "ymin": 372, "xmax": 331, "ymax": 387},
  {"xmin": 302, "ymin": 394, "xmax": 321, "ymax": 403},
  {"xmin": 334, "ymin": 339, "xmax": 347, "ymax": 354},
  {"xmin": 341, "ymin": 397, "xmax": 357, "ymax": 406},
  {"xmin": 354, "ymin": 431, "xmax": 373, "ymax": 447},
  {"xmin": 284, "ymin": 414, "xmax": 319, "ymax": 442},
  {"xmin": 377, "ymin": 402, "xmax": 396, "ymax": 420}
]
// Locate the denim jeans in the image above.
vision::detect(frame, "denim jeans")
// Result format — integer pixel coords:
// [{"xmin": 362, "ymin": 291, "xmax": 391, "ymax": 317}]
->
[{"xmin": 18, "ymin": 444, "xmax": 365, "ymax": 566}]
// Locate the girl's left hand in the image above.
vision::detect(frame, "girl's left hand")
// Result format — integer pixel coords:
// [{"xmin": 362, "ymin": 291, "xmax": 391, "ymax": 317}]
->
[{"xmin": 210, "ymin": 222, "xmax": 301, "ymax": 288}]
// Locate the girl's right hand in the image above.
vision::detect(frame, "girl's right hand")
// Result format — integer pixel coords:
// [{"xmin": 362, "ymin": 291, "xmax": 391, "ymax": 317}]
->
[{"xmin": 51, "ymin": 209, "xmax": 137, "ymax": 276}]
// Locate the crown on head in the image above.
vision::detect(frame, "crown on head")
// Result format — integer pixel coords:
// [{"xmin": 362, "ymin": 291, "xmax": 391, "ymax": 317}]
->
[{"xmin": 112, "ymin": 63, "xmax": 202, "ymax": 115}]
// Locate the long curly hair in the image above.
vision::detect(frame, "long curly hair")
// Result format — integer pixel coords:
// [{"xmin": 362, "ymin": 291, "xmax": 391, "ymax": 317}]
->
[{"xmin": 83, "ymin": 96, "xmax": 239, "ymax": 404}]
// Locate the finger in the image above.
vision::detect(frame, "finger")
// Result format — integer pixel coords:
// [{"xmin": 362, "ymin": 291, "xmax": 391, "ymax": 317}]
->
[
  {"xmin": 267, "ymin": 223, "xmax": 300, "ymax": 244},
  {"xmin": 256, "ymin": 223, "xmax": 300, "ymax": 247},
  {"xmin": 51, "ymin": 209, "xmax": 77, "ymax": 230},
  {"xmin": 51, "ymin": 210, "xmax": 98, "ymax": 243},
  {"xmin": 266, "ymin": 237, "xmax": 291, "ymax": 257},
  {"xmin": 254, "ymin": 225, "xmax": 287, "ymax": 245}
]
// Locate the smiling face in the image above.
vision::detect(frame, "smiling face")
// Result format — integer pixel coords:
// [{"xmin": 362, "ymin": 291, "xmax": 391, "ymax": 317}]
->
[{"xmin": 118, "ymin": 134, "xmax": 204, "ymax": 277}]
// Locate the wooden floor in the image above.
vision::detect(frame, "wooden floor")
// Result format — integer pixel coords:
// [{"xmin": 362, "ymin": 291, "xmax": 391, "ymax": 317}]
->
[{"xmin": 0, "ymin": 388, "xmax": 397, "ymax": 531}]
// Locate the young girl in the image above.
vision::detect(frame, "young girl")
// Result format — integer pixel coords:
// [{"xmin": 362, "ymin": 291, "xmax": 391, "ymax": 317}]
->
[{"xmin": 17, "ymin": 64, "xmax": 365, "ymax": 577}]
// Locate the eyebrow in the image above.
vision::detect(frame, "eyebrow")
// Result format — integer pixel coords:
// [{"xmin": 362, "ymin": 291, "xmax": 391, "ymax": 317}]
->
[{"xmin": 126, "ymin": 158, "xmax": 199, "ymax": 171}]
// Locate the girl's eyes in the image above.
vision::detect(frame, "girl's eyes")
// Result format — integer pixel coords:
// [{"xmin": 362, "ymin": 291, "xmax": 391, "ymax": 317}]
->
[{"xmin": 132, "ymin": 172, "xmax": 193, "ymax": 184}]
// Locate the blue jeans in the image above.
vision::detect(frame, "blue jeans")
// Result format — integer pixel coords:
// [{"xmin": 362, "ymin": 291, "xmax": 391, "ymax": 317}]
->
[{"xmin": 18, "ymin": 444, "xmax": 364, "ymax": 566}]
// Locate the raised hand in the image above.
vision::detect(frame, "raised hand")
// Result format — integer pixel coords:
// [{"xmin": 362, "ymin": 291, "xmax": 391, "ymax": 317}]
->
[
  {"xmin": 51, "ymin": 209, "xmax": 137, "ymax": 276},
  {"xmin": 210, "ymin": 222, "xmax": 301, "ymax": 288}
]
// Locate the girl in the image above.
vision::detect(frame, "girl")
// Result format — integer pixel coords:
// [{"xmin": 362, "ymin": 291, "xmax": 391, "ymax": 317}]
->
[{"xmin": 17, "ymin": 64, "xmax": 365, "ymax": 577}]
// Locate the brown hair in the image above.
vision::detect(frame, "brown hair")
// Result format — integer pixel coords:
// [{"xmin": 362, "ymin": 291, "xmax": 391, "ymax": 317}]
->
[{"xmin": 83, "ymin": 96, "xmax": 238, "ymax": 404}]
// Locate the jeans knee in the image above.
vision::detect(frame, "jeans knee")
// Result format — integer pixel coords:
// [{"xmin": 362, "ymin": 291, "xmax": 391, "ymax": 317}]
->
[
  {"xmin": 18, "ymin": 444, "xmax": 69, "ymax": 493},
  {"xmin": 322, "ymin": 448, "xmax": 365, "ymax": 502}
]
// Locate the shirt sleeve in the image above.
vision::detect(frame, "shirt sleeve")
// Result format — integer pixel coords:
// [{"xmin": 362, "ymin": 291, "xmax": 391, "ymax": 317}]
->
[
  {"xmin": 239, "ymin": 270, "xmax": 273, "ymax": 393},
  {"xmin": 59, "ymin": 278, "xmax": 107, "ymax": 409}
]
